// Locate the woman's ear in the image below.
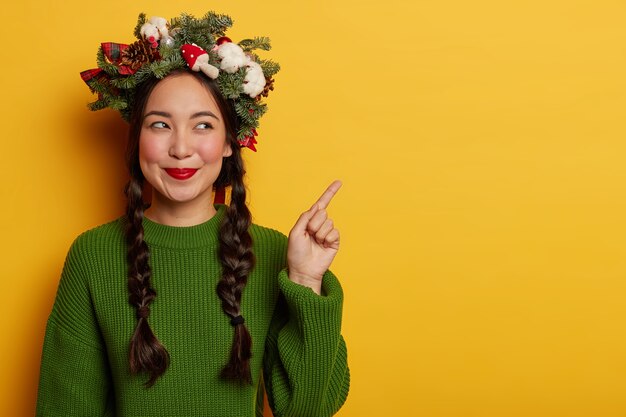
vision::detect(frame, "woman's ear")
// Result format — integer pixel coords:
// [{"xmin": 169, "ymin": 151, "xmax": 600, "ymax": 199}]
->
[{"xmin": 223, "ymin": 144, "xmax": 233, "ymax": 157}]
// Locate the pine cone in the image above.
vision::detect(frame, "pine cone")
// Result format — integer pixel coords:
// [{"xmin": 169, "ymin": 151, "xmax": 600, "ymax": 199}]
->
[
  {"xmin": 120, "ymin": 40, "xmax": 161, "ymax": 72},
  {"xmin": 259, "ymin": 77, "xmax": 275, "ymax": 99}
]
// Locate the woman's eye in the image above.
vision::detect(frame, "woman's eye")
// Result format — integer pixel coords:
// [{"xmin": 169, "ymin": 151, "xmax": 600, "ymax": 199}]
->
[
  {"xmin": 196, "ymin": 122, "xmax": 213, "ymax": 130},
  {"xmin": 151, "ymin": 121, "xmax": 168, "ymax": 129}
]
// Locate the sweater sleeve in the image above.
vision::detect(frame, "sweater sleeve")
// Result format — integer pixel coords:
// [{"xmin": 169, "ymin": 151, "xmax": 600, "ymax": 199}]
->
[
  {"xmin": 36, "ymin": 237, "xmax": 114, "ymax": 416},
  {"xmin": 263, "ymin": 269, "xmax": 350, "ymax": 417}
]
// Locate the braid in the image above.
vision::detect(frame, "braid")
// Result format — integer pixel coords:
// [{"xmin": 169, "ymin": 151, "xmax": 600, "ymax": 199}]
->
[
  {"xmin": 124, "ymin": 176, "xmax": 170, "ymax": 387},
  {"xmin": 124, "ymin": 69, "xmax": 254, "ymax": 385},
  {"xmin": 123, "ymin": 73, "xmax": 171, "ymax": 387},
  {"xmin": 216, "ymin": 145, "xmax": 255, "ymax": 384}
]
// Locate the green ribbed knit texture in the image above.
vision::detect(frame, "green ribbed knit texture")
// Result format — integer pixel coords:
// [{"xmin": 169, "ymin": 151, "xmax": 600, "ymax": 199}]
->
[{"xmin": 36, "ymin": 205, "xmax": 349, "ymax": 417}]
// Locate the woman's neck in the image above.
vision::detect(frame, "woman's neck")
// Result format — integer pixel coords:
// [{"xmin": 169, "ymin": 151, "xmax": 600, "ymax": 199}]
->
[{"xmin": 144, "ymin": 195, "xmax": 217, "ymax": 227}]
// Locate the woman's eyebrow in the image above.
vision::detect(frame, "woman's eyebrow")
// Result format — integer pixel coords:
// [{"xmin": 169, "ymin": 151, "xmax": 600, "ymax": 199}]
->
[
  {"xmin": 143, "ymin": 110, "xmax": 220, "ymax": 121},
  {"xmin": 191, "ymin": 111, "xmax": 220, "ymax": 121},
  {"xmin": 144, "ymin": 110, "xmax": 171, "ymax": 119}
]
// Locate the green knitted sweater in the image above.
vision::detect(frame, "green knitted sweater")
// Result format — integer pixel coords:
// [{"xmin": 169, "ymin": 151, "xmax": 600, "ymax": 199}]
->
[{"xmin": 36, "ymin": 205, "xmax": 349, "ymax": 417}]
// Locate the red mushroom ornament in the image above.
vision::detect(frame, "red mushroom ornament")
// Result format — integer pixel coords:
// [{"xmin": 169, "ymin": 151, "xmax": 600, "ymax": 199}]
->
[{"xmin": 180, "ymin": 44, "xmax": 219, "ymax": 79}]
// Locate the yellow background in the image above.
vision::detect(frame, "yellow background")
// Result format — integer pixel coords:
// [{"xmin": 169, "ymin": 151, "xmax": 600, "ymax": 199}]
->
[{"xmin": 2, "ymin": 0, "xmax": 626, "ymax": 416}]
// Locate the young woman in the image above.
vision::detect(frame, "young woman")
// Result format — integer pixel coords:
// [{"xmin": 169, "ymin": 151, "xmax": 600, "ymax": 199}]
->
[{"xmin": 36, "ymin": 12, "xmax": 349, "ymax": 417}]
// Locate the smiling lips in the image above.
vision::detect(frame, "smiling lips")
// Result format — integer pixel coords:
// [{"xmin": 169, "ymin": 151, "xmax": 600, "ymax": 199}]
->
[{"xmin": 164, "ymin": 168, "xmax": 198, "ymax": 180}]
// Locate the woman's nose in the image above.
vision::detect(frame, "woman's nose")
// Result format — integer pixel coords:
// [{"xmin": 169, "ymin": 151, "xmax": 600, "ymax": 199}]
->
[{"xmin": 168, "ymin": 131, "xmax": 193, "ymax": 159}]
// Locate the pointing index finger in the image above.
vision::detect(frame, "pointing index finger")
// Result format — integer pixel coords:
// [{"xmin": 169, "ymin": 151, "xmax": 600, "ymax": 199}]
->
[{"xmin": 314, "ymin": 180, "xmax": 342, "ymax": 210}]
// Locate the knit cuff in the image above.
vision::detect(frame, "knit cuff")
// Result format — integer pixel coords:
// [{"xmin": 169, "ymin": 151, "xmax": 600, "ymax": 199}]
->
[{"xmin": 277, "ymin": 269, "xmax": 344, "ymax": 332}]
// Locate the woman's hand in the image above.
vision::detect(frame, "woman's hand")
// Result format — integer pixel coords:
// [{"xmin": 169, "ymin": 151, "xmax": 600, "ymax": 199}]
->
[{"xmin": 287, "ymin": 180, "xmax": 342, "ymax": 295}]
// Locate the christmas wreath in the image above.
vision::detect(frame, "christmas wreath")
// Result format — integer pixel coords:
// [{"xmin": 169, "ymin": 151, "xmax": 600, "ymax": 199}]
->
[{"xmin": 80, "ymin": 12, "xmax": 280, "ymax": 151}]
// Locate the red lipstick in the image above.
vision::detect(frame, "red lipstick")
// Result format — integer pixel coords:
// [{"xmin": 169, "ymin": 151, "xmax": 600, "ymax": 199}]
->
[{"xmin": 165, "ymin": 168, "xmax": 198, "ymax": 180}]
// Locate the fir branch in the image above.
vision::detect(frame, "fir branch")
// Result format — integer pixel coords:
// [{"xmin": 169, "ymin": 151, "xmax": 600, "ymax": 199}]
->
[
  {"xmin": 86, "ymin": 79, "xmax": 110, "ymax": 96},
  {"xmin": 96, "ymin": 47, "xmax": 119, "ymax": 76},
  {"xmin": 172, "ymin": 12, "xmax": 232, "ymax": 45},
  {"xmin": 151, "ymin": 62, "xmax": 171, "ymax": 79},
  {"xmin": 258, "ymin": 59, "xmax": 281, "ymax": 78},
  {"xmin": 238, "ymin": 37, "xmax": 272, "ymax": 52},
  {"xmin": 108, "ymin": 98, "xmax": 128, "ymax": 110},
  {"xmin": 120, "ymin": 108, "xmax": 131, "ymax": 122},
  {"xmin": 169, "ymin": 14, "xmax": 193, "ymax": 44},
  {"xmin": 234, "ymin": 101, "xmax": 253, "ymax": 124},
  {"xmin": 149, "ymin": 56, "xmax": 184, "ymax": 79},
  {"xmin": 237, "ymin": 124, "xmax": 259, "ymax": 141},
  {"xmin": 159, "ymin": 43, "xmax": 179, "ymax": 60},
  {"xmin": 111, "ymin": 76, "xmax": 137, "ymax": 90},
  {"xmin": 172, "ymin": 13, "xmax": 193, "ymax": 29},
  {"xmin": 253, "ymin": 103, "xmax": 268, "ymax": 119},
  {"xmin": 234, "ymin": 99, "xmax": 265, "ymax": 126},
  {"xmin": 234, "ymin": 100, "xmax": 265, "ymax": 141},
  {"xmin": 216, "ymin": 69, "xmax": 246, "ymax": 99},
  {"xmin": 87, "ymin": 99, "xmax": 108, "ymax": 111},
  {"xmin": 133, "ymin": 13, "xmax": 147, "ymax": 40},
  {"xmin": 208, "ymin": 50, "xmax": 220, "ymax": 66},
  {"xmin": 187, "ymin": 33, "xmax": 212, "ymax": 50},
  {"xmin": 198, "ymin": 35, "xmax": 216, "ymax": 52},
  {"xmin": 202, "ymin": 11, "xmax": 233, "ymax": 35},
  {"xmin": 133, "ymin": 65, "xmax": 154, "ymax": 84}
]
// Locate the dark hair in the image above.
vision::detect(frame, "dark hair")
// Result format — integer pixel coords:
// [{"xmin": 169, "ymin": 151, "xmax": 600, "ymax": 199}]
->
[{"xmin": 125, "ymin": 69, "xmax": 255, "ymax": 386}]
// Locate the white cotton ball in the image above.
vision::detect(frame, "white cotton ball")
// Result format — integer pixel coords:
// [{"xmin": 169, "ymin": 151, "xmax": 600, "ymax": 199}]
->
[
  {"xmin": 149, "ymin": 17, "xmax": 168, "ymax": 29},
  {"xmin": 149, "ymin": 16, "xmax": 169, "ymax": 38},
  {"xmin": 140, "ymin": 23, "xmax": 160, "ymax": 43},
  {"xmin": 218, "ymin": 43, "xmax": 248, "ymax": 74},
  {"xmin": 243, "ymin": 61, "xmax": 266, "ymax": 98}
]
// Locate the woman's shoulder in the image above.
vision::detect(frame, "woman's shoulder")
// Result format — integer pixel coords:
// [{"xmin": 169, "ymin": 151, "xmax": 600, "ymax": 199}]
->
[
  {"xmin": 69, "ymin": 217, "xmax": 127, "ymax": 257},
  {"xmin": 249, "ymin": 223, "xmax": 288, "ymax": 272},
  {"xmin": 250, "ymin": 223, "xmax": 287, "ymax": 243},
  {"xmin": 249, "ymin": 223, "xmax": 288, "ymax": 259},
  {"xmin": 57, "ymin": 218, "xmax": 127, "ymax": 292}
]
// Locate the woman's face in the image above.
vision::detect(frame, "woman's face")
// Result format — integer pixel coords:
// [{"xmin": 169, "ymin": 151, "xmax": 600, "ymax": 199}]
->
[{"xmin": 139, "ymin": 73, "xmax": 232, "ymax": 215}]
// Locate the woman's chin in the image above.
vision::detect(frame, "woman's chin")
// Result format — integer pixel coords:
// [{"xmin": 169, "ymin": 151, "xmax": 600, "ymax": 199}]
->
[{"xmin": 156, "ymin": 187, "xmax": 212, "ymax": 207}]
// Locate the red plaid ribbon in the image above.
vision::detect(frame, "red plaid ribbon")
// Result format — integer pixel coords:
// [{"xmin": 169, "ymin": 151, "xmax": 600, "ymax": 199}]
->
[
  {"xmin": 80, "ymin": 42, "xmax": 135, "ymax": 85},
  {"xmin": 80, "ymin": 68, "xmax": 103, "ymax": 83}
]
